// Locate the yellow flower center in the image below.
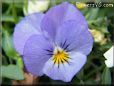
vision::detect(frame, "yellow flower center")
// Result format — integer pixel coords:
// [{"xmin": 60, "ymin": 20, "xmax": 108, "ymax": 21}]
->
[{"xmin": 52, "ymin": 47, "xmax": 69, "ymax": 64}]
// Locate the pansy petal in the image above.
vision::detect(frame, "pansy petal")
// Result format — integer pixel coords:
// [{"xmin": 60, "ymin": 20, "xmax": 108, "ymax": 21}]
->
[
  {"xmin": 13, "ymin": 13, "xmax": 44, "ymax": 55},
  {"xmin": 55, "ymin": 20, "xmax": 93, "ymax": 55},
  {"xmin": 41, "ymin": 2, "xmax": 88, "ymax": 40},
  {"xmin": 23, "ymin": 35, "xmax": 53, "ymax": 76},
  {"xmin": 43, "ymin": 52, "xmax": 86, "ymax": 82}
]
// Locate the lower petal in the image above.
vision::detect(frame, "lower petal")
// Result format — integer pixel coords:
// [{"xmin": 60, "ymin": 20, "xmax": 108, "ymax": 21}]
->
[{"xmin": 43, "ymin": 52, "xmax": 86, "ymax": 82}]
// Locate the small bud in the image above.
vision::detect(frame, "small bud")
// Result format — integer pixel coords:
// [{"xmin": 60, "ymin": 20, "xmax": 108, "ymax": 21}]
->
[
  {"xmin": 24, "ymin": 0, "xmax": 50, "ymax": 15},
  {"xmin": 89, "ymin": 29, "xmax": 107, "ymax": 45}
]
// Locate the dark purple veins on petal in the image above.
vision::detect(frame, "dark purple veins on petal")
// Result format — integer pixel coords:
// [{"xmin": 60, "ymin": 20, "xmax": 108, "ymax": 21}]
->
[{"xmin": 59, "ymin": 39, "xmax": 74, "ymax": 52}]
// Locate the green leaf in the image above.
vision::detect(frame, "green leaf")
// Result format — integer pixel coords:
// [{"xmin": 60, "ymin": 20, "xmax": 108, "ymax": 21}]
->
[
  {"xmin": 2, "ymin": 15, "xmax": 15, "ymax": 22},
  {"xmin": 2, "ymin": 15, "xmax": 22, "ymax": 23},
  {"xmin": 76, "ymin": 69, "xmax": 84, "ymax": 80},
  {"xmin": 85, "ymin": 8, "xmax": 99, "ymax": 20},
  {"xmin": 2, "ymin": 29, "xmax": 19, "ymax": 60},
  {"xmin": 101, "ymin": 67, "xmax": 111, "ymax": 84},
  {"xmin": 2, "ymin": 0, "xmax": 24, "ymax": 4},
  {"xmin": 1, "ymin": 65, "xmax": 24, "ymax": 80},
  {"xmin": 17, "ymin": 57, "xmax": 24, "ymax": 69},
  {"xmin": 85, "ymin": 79, "xmax": 97, "ymax": 84}
]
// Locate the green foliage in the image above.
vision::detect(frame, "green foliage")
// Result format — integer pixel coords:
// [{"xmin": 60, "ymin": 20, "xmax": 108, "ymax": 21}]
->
[
  {"xmin": 16, "ymin": 57, "xmax": 24, "ymax": 69},
  {"xmin": 1, "ymin": 65, "xmax": 24, "ymax": 80},
  {"xmin": 101, "ymin": 67, "xmax": 111, "ymax": 84},
  {"xmin": 2, "ymin": 29, "xmax": 18, "ymax": 60}
]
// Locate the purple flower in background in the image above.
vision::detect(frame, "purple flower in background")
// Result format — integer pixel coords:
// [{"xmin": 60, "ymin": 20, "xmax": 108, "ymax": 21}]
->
[{"xmin": 13, "ymin": 2, "xmax": 93, "ymax": 82}]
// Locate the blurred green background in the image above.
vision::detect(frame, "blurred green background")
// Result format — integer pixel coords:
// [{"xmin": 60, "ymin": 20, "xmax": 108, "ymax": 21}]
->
[{"xmin": 1, "ymin": 0, "xmax": 114, "ymax": 85}]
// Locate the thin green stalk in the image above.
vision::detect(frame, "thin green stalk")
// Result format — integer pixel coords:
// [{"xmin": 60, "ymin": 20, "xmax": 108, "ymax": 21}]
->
[
  {"xmin": 12, "ymin": 1, "xmax": 18, "ymax": 23},
  {"xmin": 8, "ymin": 56, "xmax": 13, "ymax": 64},
  {"xmin": 5, "ymin": 5, "xmax": 12, "ymax": 14},
  {"xmin": 2, "ymin": 56, "xmax": 8, "ymax": 65}
]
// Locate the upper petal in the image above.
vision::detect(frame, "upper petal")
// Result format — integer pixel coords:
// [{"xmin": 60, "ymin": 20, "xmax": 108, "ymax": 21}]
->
[
  {"xmin": 55, "ymin": 20, "xmax": 93, "ymax": 55},
  {"xmin": 23, "ymin": 35, "xmax": 53, "ymax": 76},
  {"xmin": 13, "ymin": 13, "xmax": 44, "ymax": 55},
  {"xmin": 41, "ymin": 2, "xmax": 88, "ymax": 41},
  {"xmin": 43, "ymin": 52, "xmax": 86, "ymax": 82}
]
